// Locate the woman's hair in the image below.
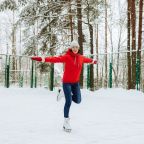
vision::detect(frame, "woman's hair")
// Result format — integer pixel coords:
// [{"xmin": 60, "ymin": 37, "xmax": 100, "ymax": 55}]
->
[{"xmin": 70, "ymin": 49, "xmax": 80, "ymax": 54}]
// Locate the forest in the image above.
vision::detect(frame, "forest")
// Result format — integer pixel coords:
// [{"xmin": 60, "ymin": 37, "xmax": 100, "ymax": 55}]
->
[{"xmin": 0, "ymin": 0, "xmax": 144, "ymax": 91}]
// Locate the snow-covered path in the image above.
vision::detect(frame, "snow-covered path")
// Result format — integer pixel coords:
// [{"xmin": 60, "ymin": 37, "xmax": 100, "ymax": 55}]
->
[{"xmin": 0, "ymin": 88, "xmax": 144, "ymax": 144}]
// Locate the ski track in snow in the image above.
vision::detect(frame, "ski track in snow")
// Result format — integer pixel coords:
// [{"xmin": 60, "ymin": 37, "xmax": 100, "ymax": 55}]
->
[{"xmin": 0, "ymin": 87, "xmax": 144, "ymax": 144}]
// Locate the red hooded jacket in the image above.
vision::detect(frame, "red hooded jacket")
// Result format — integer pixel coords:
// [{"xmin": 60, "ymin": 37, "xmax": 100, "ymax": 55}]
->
[{"xmin": 32, "ymin": 49, "xmax": 97, "ymax": 83}]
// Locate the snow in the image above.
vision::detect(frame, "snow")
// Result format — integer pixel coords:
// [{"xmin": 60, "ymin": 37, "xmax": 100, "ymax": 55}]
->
[{"xmin": 0, "ymin": 87, "xmax": 144, "ymax": 144}]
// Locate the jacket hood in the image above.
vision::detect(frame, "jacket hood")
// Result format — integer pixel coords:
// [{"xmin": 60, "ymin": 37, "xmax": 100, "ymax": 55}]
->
[{"xmin": 65, "ymin": 48, "xmax": 81, "ymax": 67}]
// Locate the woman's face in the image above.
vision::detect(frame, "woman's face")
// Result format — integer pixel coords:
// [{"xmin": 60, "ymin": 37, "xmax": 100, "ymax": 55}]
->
[{"xmin": 71, "ymin": 46, "xmax": 79, "ymax": 54}]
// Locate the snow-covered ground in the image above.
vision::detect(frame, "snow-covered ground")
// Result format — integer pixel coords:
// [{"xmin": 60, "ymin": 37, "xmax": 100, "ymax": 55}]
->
[{"xmin": 0, "ymin": 87, "xmax": 144, "ymax": 144}]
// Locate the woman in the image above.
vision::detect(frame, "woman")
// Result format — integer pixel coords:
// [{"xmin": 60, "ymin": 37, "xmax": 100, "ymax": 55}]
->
[{"xmin": 31, "ymin": 40, "xmax": 97, "ymax": 132}]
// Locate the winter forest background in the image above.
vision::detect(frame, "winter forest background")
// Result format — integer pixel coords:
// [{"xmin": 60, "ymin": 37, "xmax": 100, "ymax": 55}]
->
[{"xmin": 0, "ymin": 0, "xmax": 144, "ymax": 92}]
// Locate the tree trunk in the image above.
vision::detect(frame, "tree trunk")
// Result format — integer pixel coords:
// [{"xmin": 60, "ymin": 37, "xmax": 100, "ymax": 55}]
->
[
  {"xmin": 104, "ymin": 0, "xmax": 108, "ymax": 88},
  {"xmin": 77, "ymin": 0, "xmax": 84, "ymax": 88},
  {"xmin": 85, "ymin": 0, "xmax": 94, "ymax": 91},
  {"xmin": 89, "ymin": 24, "xmax": 94, "ymax": 91},
  {"xmin": 137, "ymin": 0, "xmax": 143, "ymax": 87},
  {"xmin": 12, "ymin": 11, "xmax": 17, "ymax": 84},
  {"xmin": 96, "ymin": 0, "xmax": 99, "ymax": 89},
  {"xmin": 116, "ymin": 0, "xmax": 124, "ymax": 87},
  {"xmin": 131, "ymin": 0, "xmax": 136, "ymax": 89},
  {"xmin": 127, "ymin": 0, "xmax": 131, "ymax": 89},
  {"xmin": 69, "ymin": 0, "xmax": 73, "ymax": 41},
  {"xmin": 96, "ymin": 23, "xmax": 99, "ymax": 88}
]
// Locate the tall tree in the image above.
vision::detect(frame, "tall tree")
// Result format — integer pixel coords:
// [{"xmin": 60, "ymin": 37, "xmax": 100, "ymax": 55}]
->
[
  {"xmin": 85, "ymin": 0, "xmax": 94, "ymax": 91},
  {"xmin": 96, "ymin": 0, "xmax": 99, "ymax": 88},
  {"xmin": 131, "ymin": 0, "xmax": 136, "ymax": 89},
  {"xmin": 104, "ymin": 0, "xmax": 108, "ymax": 88},
  {"xmin": 11, "ymin": 10, "xmax": 17, "ymax": 83},
  {"xmin": 116, "ymin": 0, "xmax": 126, "ymax": 87},
  {"xmin": 127, "ymin": 0, "xmax": 131, "ymax": 89},
  {"xmin": 69, "ymin": 0, "xmax": 73, "ymax": 41},
  {"xmin": 77, "ymin": 0, "xmax": 84, "ymax": 88},
  {"xmin": 137, "ymin": 0, "xmax": 143, "ymax": 87}
]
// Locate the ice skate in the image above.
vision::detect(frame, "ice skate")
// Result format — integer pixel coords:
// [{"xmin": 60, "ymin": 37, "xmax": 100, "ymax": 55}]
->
[
  {"xmin": 63, "ymin": 118, "xmax": 72, "ymax": 133},
  {"xmin": 57, "ymin": 88, "xmax": 64, "ymax": 102}
]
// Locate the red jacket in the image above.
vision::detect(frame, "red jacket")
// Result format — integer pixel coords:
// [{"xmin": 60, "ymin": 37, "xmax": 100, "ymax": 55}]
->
[{"xmin": 32, "ymin": 49, "xmax": 97, "ymax": 83}]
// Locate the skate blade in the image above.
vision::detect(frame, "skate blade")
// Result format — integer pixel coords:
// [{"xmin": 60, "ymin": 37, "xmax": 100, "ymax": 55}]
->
[{"xmin": 63, "ymin": 127, "xmax": 71, "ymax": 133}]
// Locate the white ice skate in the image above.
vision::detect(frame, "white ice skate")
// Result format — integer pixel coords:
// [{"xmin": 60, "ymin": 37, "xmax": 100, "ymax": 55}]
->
[
  {"xmin": 57, "ymin": 88, "xmax": 64, "ymax": 102},
  {"xmin": 63, "ymin": 118, "xmax": 72, "ymax": 133}
]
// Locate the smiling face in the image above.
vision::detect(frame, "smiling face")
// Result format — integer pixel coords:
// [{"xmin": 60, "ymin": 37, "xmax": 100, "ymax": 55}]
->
[{"xmin": 71, "ymin": 46, "xmax": 79, "ymax": 54}]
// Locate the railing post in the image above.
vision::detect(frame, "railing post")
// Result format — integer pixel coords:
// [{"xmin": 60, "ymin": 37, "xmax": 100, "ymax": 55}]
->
[
  {"xmin": 19, "ymin": 56, "xmax": 23, "ymax": 87},
  {"xmin": 109, "ymin": 62, "xmax": 112, "ymax": 88},
  {"xmin": 5, "ymin": 55, "xmax": 10, "ymax": 88},
  {"xmin": 34, "ymin": 62, "xmax": 37, "ymax": 88},
  {"xmin": 5, "ymin": 55, "xmax": 7, "ymax": 87},
  {"xmin": 136, "ymin": 57, "xmax": 140, "ymax": 90},
  {"xmin": 87, "ymin": 64, "xmax": 90, "ymax": 89},
  {"xmin": 31, "ymin": 60, "xmax": 34, "ymax": 88},
  {"xmin": 49, "ymin": 64, "xmax": 54, "ymax": 91}
]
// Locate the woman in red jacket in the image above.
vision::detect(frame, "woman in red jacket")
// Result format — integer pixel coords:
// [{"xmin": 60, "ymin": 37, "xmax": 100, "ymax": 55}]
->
[{"xmin": 31, "ymin": 40, "xmax": 97, "ymax": 132}]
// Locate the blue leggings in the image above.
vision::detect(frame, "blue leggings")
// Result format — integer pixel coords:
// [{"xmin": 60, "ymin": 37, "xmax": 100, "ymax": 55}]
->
[{"xmin": 63, "ymin": 83, "xmax": 81, "ymax": 118}]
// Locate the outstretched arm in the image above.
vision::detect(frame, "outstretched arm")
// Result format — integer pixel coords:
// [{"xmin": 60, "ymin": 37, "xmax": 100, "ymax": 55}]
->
[
  {"xmin": 31, "ymin": 55, "xmax": 67, "ymax": 63},
  {"xmin": 83, "ymin": 56, "xmax": 97, "ymax": 64}
]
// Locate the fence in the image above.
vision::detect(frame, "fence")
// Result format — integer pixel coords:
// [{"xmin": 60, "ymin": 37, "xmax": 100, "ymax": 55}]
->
[
  {"xmin": 0, "ymin": 50, "xmax": 144, "ymax": 91},
  {"xmin": 0, "ymin": 54, "xmax": 50, "ymax": 88},
  {"xmin": 85, "ymin": 50, "xmax": 144, "ymax": 91}
]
